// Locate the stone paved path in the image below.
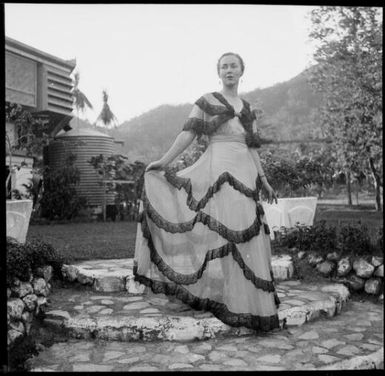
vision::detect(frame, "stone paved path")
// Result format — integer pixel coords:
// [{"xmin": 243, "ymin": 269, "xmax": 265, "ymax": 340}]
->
[
  {"xmin": 29, "ymin": 300, "xmax": 383, "ymax": 371},
  {"xmin": 42, "ymin": 279, "xmax": 349, "ymax": 341}
]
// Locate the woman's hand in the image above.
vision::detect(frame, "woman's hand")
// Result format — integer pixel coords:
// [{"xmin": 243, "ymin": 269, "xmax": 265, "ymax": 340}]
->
[
  {"xmin": 264, "ymin": 183, "xmax": 278, "ymax": 204},
  {"xmin": 145, "ymin": 160, "xmax": 165, "ymax": 172}
]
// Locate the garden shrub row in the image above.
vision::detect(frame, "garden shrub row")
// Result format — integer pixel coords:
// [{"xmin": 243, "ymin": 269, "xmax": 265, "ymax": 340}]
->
[{"xmin": 275, "ymin": 220, "xmax": 383, "ymax": 258}]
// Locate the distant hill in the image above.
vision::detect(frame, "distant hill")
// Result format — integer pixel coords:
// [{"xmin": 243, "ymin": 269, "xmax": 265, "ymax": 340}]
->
[
  {"xmin": 109, "ymin": 104, "xmax": 192, "ymax": 162},
  {"xmin": 103, "ymin": 67, "xmax": 323, "ymax": 162},
  {"xmin": 242, "ymin": 66, "xmax": 322, "ymax": 141}
]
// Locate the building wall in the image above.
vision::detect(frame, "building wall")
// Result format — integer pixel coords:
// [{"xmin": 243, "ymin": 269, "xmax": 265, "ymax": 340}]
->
[{"xmin": 6, "ymin": 52, "xmax": 38, "ymax": 108}]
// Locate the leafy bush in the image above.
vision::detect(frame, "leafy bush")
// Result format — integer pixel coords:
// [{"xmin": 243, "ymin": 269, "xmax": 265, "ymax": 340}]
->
[
  {"xmin": 6, "ymin": 237, "xmax": 67, "ymax": 286},
  {"xmin": 262, "ymin": 153, "xmax": 305, "ymax": 198},
  {"xmin": 259, "ymin": 150, "xmax": 335, "ymax": 198},
  {"xmin": 276, "ymin": 220, "xmax": 338, "ymax": 256},
  {"xmin": 6, "ymin": 237, "xmax": 32, "ymax": 285},
  {"xmin": 337, "ymin": 223, "xmax": 374, "ymax": 256},
  {"xmin": 276, "ymin": 221, "xmax": 380, "ymax": 257},
  {"xmin": 26, "ymin": 239, "xmax": 67, "ymax": 279},
  {"xmin": 40, "ymin": 154, "xmax": 87, "ymax": 220}
]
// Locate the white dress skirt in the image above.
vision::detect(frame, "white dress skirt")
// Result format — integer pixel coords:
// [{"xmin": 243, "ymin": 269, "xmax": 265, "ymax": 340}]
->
[{"xmin": 134, "ymin": 128, "xmax": 280, "ymax": 331}]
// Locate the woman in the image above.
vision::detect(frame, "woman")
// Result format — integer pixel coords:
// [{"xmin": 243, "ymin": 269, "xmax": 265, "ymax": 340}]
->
[{"xmin": 133, "ymin": 52, "xmax": 280, "ymax": 332}]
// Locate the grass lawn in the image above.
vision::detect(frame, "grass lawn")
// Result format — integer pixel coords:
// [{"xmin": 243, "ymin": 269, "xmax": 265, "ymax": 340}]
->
[
  {"xmin": 27, "ymin": 221, "xmax": 138, "ymax": 262},
  {"xmin": 27, "ymin": 203, "xmax": 383, "ymax": 263}
]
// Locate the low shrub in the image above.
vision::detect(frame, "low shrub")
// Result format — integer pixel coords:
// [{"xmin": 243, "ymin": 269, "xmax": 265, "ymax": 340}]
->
[
  {"xmin": 6, "ymin": 237, "xmax": 32, "ymax": 285},
  {"xmin": 276, "ymin": 221, "xmax": 382, "ymax": 258},
  {"xmin": 276, "ymin": 220, "xmax": 338, "ymax": 256},
  {"xmin": 6, "ymin": 237, "xmax": 67, "ymax": 286},
  {"xmin": 337, "ymin": 222, "xmax": 374, "ymax": 256}
]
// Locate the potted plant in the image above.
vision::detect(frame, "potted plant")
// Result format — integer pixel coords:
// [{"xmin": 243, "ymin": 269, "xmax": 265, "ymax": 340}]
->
[
  {"xmin": 5, "ymin": 102, "xmax": 49, "ymax": 243},
  {"xmin": 260, "ymin": 152, "xmax": 328, "ymax": 239}
]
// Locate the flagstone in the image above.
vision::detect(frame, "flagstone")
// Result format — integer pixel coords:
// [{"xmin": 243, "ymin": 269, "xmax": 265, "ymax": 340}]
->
[
  {"xmin": 117, "ymin": 357, "xmax": 140, "ymax": 364},
  {"xmin": 257, "ymin": 354, "xmax": 281, "ymax": 364},
  {"xmin": 298, "ymin": 330, "xmax": 319, "ymax": 340},
  {"xmin": 344, "ymin": 333, "xmax": 364, "ymax": 341},
  {"xmin": 72, "ymin": 364, "xmax": 114, "ymax": 372},
  {"xmin": 103, "ymin": 351, "xmax": 125, "ymax": 362},
  {"xmin": 318, "ymin": 355, "xmax": 340, "ymax": 364},
  {"xmin": 321, "ymin": 339, "xmax": 346, "ymax": 349},
  {"xmin": 169, "ymin": 363, "xmax": 194, "ymax": 369}
]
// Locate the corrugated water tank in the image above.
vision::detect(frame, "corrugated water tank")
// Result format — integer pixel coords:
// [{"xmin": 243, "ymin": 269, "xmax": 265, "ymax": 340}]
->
[{"xmin": 45, "ymin": 127, "xmax": 116, "ymax": 206}]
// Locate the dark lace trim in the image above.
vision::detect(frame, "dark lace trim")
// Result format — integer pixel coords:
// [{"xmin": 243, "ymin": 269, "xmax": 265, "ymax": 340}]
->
[
  {"xmin": 140, "ymin": 214, "xmax": 276, "ymax": 293},
  {"xmin": 133, "ymin": 272, "xmax": 280, "ymax": 331},
  {"xmin": 212, "ymin": 92, "xmax": 255, "ymax": 131},
  {"xmin": 195, "ymin": 96, "xmax": 229, "ymax": 116},
  {"xmin": 183, "ymin": 93, "xmax": 255, "ymax": 138},
  {"xmin": 245, "ymin": 132, "xmax": 262, "ymax": 148},
  {"xmin": 269, "ymin": 270, "xmax": 281, "ymax": 307},
  {"xmin": 164, "ymin": 170, "xmax": 260, "ymax": 211},
  {"xmin": 142, "ymin": 194, "xmax": 265, "ymax": 244}
]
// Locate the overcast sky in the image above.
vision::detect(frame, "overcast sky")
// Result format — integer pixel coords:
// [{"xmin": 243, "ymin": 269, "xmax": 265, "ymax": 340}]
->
[{"xmin": 5, "ymin": 3, "xmax": 318, "ymax": 124}]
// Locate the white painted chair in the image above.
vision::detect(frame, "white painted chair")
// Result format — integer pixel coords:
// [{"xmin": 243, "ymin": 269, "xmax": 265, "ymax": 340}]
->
[
  {"xmin": 287, "ymin": 205, "xmax": 315, "ymax": 227},
  {"xmin": 262, "ymin": 204, "xmax": 284, "ymax": 240}
]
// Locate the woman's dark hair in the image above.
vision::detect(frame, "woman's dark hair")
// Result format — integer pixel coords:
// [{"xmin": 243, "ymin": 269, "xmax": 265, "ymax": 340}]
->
[{"xmin": 217, "ymin": 52, "xmax": 245, "ymax": 74}]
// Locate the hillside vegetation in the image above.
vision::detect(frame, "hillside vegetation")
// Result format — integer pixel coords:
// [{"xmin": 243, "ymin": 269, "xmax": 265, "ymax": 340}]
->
[{"xmin": 74, "ymin": 67, "xmax": 323, "ymax": 163}]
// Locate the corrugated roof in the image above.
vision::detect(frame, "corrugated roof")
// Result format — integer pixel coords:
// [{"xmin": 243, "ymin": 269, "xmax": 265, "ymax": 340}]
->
[{"xmin": 5, "ymin": 36, "xmax": 76, "ymax": 70}]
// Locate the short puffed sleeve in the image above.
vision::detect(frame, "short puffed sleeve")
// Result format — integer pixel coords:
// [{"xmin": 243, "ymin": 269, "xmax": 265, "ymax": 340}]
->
[{"xmin": 182, "ymin": 97, "xmax": 205, "ymax": 136}]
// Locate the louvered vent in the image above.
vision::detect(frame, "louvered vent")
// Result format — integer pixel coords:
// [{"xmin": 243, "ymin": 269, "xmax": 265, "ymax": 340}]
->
[
  {"xmin": 38, "ymin": 65, "xmax": 74, "ymax": 115},
  {"xmin": 46, "ymin": 66, "xmax": 73, "ymax": 114}
]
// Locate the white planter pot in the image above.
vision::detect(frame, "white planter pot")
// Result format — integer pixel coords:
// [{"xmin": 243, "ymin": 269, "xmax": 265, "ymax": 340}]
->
[
  {"xmin": 6, "ymin": 199, "xmax": 33, "ymax": 244},
  {"xmin": 262, "ymin": 197, "xmax": 318, "ymax": 240}
]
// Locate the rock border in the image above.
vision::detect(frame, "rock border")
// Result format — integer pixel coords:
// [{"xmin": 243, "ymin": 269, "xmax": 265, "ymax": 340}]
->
[
  {"xmin": 297, "ymin": 251, "xmax": 383, "ymax": 298},
  {"xmin": 7, "ymin": 265, "xmax": 53, "ymax": 346}
]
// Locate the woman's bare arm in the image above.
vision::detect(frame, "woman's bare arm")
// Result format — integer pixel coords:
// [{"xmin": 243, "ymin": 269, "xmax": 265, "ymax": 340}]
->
[
  {"xmin": 249, "ymin": 119, "xmax": 278, "ymax": 204},
  {"xmin": 146, "ymin": 130, "xmax": 196, "ymax": 171},
  {"xmin": 249, "ymin": 148, "xmax": 269, "ymax": 187}
]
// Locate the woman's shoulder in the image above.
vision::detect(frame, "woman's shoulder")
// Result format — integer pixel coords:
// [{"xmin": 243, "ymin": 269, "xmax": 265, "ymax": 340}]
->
[
  {"xmin": 195, "ymin": 92, "xmax": 227, "ymax": 107},
  {"xmin": 195, "ymin": 92, "xmax": 218, "ymax": 102}
]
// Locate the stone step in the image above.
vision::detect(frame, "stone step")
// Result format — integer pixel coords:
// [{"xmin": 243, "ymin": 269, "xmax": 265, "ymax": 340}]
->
[
  {"xmin": 61, "ymin": 255, "xmax": 294, "ymax": 294},
  {"xmin": 29, "ymin": 299, "xmax": 383, "ymax": 371},
  {"xmin": 42, "ymin": 280, "xmax": 349, "ymax": 342}
]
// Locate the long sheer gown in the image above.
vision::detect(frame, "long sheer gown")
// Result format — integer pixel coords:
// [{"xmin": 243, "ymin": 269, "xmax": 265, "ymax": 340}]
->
[{"xmin": 133, "ymin": 92, "xmax": 280, "ymax": 331}]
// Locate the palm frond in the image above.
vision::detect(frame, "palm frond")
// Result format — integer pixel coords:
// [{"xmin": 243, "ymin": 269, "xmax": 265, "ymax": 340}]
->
[
  {"xmin": 96, "ymin": 90, "xmax": 118, "ymax": 128},
  {"xmin": 72, "ymin": 72, "xmax": 93, "ymax": 112}
]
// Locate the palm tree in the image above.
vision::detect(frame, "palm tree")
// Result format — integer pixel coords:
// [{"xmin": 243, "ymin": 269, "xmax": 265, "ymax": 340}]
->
[
  {"xmin": 95, "ymin": 90, "xmax": 118, "ymax": 129},
  {"xmin": 95, "ymin": 90, "xmax": 119, "ymax": 221},
  {"xmin": 73, "ymin": 72, "xmax": 93, "ymax": 127}
]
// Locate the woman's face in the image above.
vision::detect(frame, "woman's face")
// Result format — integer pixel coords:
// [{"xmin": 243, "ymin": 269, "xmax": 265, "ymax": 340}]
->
[{"xmin": 218, "ymin": 55, "xmax": 243, "ymax": 87}]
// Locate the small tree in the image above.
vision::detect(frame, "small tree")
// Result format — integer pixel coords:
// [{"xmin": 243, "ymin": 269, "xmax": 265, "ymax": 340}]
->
[
  {"xmin": 308, "ymin": 6, "xmax": 382, "ymax": 210},
  {"xmin": 39, "ymin": 154, "xmax": 87, "ymax": 220},
  {"xmin": 87, "ymin": 154, "xmax": 145, "ymax": 221}
]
